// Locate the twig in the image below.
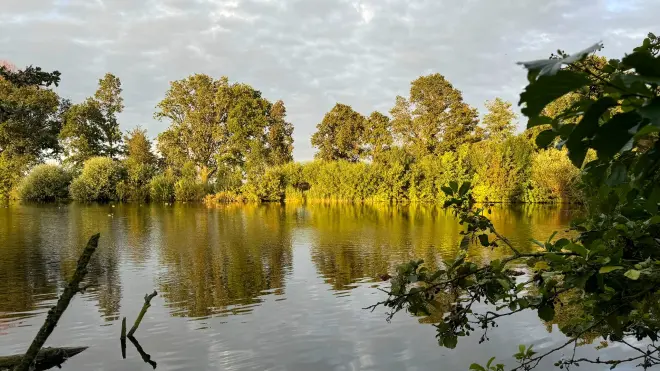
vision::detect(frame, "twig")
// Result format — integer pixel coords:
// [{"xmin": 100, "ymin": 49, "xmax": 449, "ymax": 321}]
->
[
  {"xmin": 13, "ymin": 234, "xmax": 100, "ymax": 371},
  {"xmin": 127, "ymin": 291, "xmax": 157, "ymax": 337}
]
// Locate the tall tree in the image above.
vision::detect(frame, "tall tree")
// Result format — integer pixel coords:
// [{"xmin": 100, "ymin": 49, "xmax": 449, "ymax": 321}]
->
[
  {"xmin": 266, "ymin": 100, "xmax": 294, "ymax": 166},
  {"xmin": 311, "ymin": 103, "xmax": 365, "ymax": 162},
  {"xmin": 94, "ymin": 73, "xmax": 124, "ymax": 159},
  {"xmin": 59, "ymin": 73, "xmax": 124, "ymax": 168},
  {"xmin": 0, "ymin": 64, "xmax": 63, "ymax": 197},
  {"xmin": 155, "ymin": 74, "xmax": 292, "ymax": 180},
  {"xmin": 363, "ymin": 111, "xmax": 393, "ymax": 162},
  {"xmin": 482, "ymin": 98, "xmax": 517, "ymax": 142},
  {"xmin": 390, "ymin": 73, "xmax": 480, "ymax": 157},
  {"xmin": 123, "ymin": 127, "xmax": 155, "ymax": 165}
]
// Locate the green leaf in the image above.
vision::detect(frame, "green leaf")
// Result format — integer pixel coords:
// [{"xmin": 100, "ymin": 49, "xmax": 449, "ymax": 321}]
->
[
  {"xmin": 441, "ymin": 186, "xmax": 454, "ymax": 196},
  {"xmin": 519, "ymin": 70, "xmax": 592, "ymax": 118},
  {"xmin": 622, "ymin": 51, "xmax": 660, "ymax": 77},
  {"xmin": 442, "ymin": 335, "xmax": 458, "ymax": 349},
  {"xmin": 599, "ymin": 266, "xmax": 624, "ymax": 274},
  {"xmin": 624, "ymin": 269, "xmax": 641, "ymax": 280},
  {"xmin": 526, "ymin": 115, "xmax": 553, "ymax": 129},
  {"xmin": 449, "ymin": 181, "xmax": 459, "ymax": 193},
  {"xmin": 538, "ymin": 303, "xmax": 555, "ymax": 321},
  {"xmin": 565, "ymin": 243, "xmax": 588, "ymax": 258},
  {"xmin": 458, "ymin": 182, "xmax": 471, "ymax": 197},
  {"xmin": 497, "ymin": 278, "xmax": 511, "ymax": 291},
  {"xmin": 478, "ymin": 234, "xmax": 489, "ymax": 247},
  {"xmin": 568, "ymin": 97, "xmax": 617, "ymax": 146},
  {"xmin": 554, "ymin": 238, "xmax": 570, "ymax": 249},
  {"xmin": 535, "ymin": 129, "xmax": 557, "ymax": 149},
  {"xmin": 592, "ymin": 112, "xmax": 643, "ymax": 158},
  {"xmin": 460, "ymin": 235, "xmax": 470, "ymax": 250},
  {"xmin": 634, "ymin": 125, "xmax": 660, "ymax": 140},
  {"xmin": 469, "ymin": 364, "xmax": 486, "ymax": 371},
  {"xmin": 638, "ymin": 98, "xmax": 660, "ymax": 127},
  {"xmin": 486, "ymin": 357, "xmax": 496, "ymax": 369},
  {"xmin": 606, "ymin": 163, "xmax": 627, "ymax": 187}
]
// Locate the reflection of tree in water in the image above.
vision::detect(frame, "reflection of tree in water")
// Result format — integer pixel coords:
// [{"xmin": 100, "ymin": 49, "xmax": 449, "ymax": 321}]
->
[
  {"xmin": 0, "ymin": 205, "xmax": 58, "ymax": 319},
  {"xmin": 544, "ymin": 291, "xmax": 600, "ymax": 345},
  {"xmin": 157, "ymin": 204, "xmax": 293, "ymax": 318},
  {"xmin": 0, "ymin": 203, "xmax": 124, "ymax": 322},
  {"xmin": 307, "ymin": 204, "xmax": 554, "ymax": 290}
]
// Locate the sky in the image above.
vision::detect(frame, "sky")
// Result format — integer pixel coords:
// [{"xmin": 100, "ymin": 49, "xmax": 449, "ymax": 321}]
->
[{"xmin": 1, "ymin": 0, "xmax": 657, "ymax": 160}]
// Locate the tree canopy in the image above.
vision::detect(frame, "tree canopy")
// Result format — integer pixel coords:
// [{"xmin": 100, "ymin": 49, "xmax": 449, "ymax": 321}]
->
[
  {"xmin": 390, "ymin": 73, "xmax": 481, "ymax": 158},
  {"xmin": 59, "ymin": 73, "xmax": 124, "ymax": 169},
  {"xmin": 311, "ymin": 103, "xmax": 366, "ymax": 162},
  {"xmin": 155, "ymin": 74, "xmax": 293, "ymax": 180}
]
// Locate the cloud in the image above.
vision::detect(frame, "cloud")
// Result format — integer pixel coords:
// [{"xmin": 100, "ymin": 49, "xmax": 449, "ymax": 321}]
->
[{"xmin": 1, "ymin": 0, "xmax": 657, "ymax": 160}]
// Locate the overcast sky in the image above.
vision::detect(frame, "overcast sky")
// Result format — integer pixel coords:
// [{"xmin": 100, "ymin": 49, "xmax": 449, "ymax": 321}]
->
[{"xmin": 1, "ymin": 0, "xmax": 657, "ymax": 160}]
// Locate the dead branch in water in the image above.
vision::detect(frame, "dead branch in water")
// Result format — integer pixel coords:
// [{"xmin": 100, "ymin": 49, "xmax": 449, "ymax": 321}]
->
[
  {"xmin": 127, "ymin": 291, "xmax": 157, "ymax": 337},
  {"xmin": 0, "ymin": 347, "xmax": 87, "ymax": 371},
  {"xmin": 12, "ymin": 234, "xmax": 100, "ymax": 371}
]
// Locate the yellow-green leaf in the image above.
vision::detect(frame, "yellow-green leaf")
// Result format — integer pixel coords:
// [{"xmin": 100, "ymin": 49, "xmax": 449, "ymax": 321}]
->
[
  {"xmin": 624, "ymin": 269, "xmax": 641, "ymax": 280},
  {"xmin": 599, "ymin": 266, "xmax": 624, "ymax": 274}
]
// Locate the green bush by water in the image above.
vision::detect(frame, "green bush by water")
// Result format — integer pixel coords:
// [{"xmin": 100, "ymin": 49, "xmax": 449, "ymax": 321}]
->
[{"xmin": 17, "ymin": 164, "xmax": 72, "ymax": 201}]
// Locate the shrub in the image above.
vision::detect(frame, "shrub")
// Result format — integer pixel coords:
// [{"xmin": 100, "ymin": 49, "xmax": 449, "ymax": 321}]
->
[
  {"xmin": 117, "ymin": 159, "xmax": 156, "ymax": 202},
  {"xmin": 242, "ymin": 168, "xmax": 285, "ymax": 202},
  {"xmin": 149, "ymin": 171, "xmax": 176, "ymax": 202},
  {"xmin": 523, "ymin": 148, "xmax": 582, "ymax": 203},
  {"xmin": 203, "ymin": 191, "xmax": 246, "ymax": 205},
  {"xmin": 17, "ymin": 164, "xmax": 72, "ymax": 201},
  {"xmin": 70, "ymin": 157, "xmax": 124, "ymax": 201},
  {"xmin": 174, "ymin": 178, "xmax": 205, "ymax": 202}
]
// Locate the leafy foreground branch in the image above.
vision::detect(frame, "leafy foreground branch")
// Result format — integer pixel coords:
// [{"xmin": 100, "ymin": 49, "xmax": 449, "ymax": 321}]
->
[{"xmin": 369, "ymin": 33, "xmax": 660, "ymax": 370}]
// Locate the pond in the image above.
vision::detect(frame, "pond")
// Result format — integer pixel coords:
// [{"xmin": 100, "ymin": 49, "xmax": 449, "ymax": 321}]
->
[{"xmin": 0, "ymin": 203, "xmax": 637, "ymax": 370}]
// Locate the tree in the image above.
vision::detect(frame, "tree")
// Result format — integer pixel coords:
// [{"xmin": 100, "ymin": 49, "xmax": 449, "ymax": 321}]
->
[
  {"xmin": 59, "ymin": 73, "xmax": 124, "ymax": 169},
  {"xmin": 363, "ymin": 111, "xmax": 393, "ymax": 162},
  {"xmin": 266, "ymin": 100, "xmax": 294, "ymax": 166},
  {"xmin": 311, "ymin": 103, "xmax": 365, "ymax": 162},
  {"xmin": 94, "ymin": 73, "xmax": 124, "ymax": 159},
  {"xmin": 482, "ymin": 98, "xmax": 517, "ymax": 142},
  {"xmin": 390, "ymin": 73, "xmax": 480, "ymax": 158},
  {"xmin": 123, "ymin": 127, "xmax": 155, "ymax": 165},
  {"xmin": 0, "ymin": 64, "xmax": 63, "ymax": 197},
  {"xmin": 371, "ymin": 33, "xmax": 660, "ymax": 370},
  {"xmin": 155, "ymin": 74, "xmax": 290, "ymax": 181}
]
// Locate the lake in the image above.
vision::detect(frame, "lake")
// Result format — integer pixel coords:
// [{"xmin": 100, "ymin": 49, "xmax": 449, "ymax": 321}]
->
[{"xmin": 0, "ymin": 203, "xmax": 637, "ymax": 370}]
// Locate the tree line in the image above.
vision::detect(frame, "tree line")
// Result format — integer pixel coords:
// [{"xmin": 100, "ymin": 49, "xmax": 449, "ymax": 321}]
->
[{"xmin": 2, "ymin": 56, "xmax": 585, "ymax": 203}]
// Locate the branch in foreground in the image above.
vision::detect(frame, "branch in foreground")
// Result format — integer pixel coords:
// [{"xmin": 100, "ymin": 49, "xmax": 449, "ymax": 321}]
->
[{"xmin": 13, "ymin": 234, "xmax": 100, "ymax": 371}]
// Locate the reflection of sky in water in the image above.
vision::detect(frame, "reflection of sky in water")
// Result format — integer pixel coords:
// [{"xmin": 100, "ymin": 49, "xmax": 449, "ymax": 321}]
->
[{"xmin": 0, "ymin": 203, "xmax": 637, "ymax": 370}]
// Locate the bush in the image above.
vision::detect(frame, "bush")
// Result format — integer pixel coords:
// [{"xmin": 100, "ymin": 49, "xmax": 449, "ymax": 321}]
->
[
  {"xmin": 70, "ymin": 157, "xmax": 124, "ymax": 201},
  {"xmin": 242, "ymin": 168, "xmax": 285, "ymax": 202},
  {"xmin": 149, "ymin": 171, "xmax": 176, "ymax": 202},
  {"xmin": 523, "ymin": 148, "xmax": 582, "ymax": 203},
  {"xmin": 17, "ymin": 164, "xmax": 72, "ymax": 201},
  {"xmin": 203, "ymin": 191, "xmax": 246, "ymax": 205},
  {"xmin": 117, "ymin": 159, "xmax": 156, "ymax": 202},
  {"xmin": 174, "ymin": 178, "xmax": 205, "ymax": 201}
]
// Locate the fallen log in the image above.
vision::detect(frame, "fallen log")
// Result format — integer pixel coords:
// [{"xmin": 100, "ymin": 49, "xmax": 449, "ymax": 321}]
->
[{"xmin": 0, "ymin": 347, "xmax": 87, "ymax": 371}]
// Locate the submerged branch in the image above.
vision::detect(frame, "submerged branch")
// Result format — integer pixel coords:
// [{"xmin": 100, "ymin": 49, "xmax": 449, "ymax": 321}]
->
[{"xmin": 127, "ymin": 291, "xmax": 158, "ymax": 337}]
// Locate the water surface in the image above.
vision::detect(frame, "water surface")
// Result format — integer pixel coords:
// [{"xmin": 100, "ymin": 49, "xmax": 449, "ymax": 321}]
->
[{"xmin": 0, "ymin": 203, "xmax": 635, "ymax": 370}]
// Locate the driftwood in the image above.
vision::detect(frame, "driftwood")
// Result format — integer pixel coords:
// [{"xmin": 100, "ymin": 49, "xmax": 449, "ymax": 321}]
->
[
  {"xmin": 0, "ymin": 347, "xmax": 88, "ymax": 371},
  {"xmin": 11, "ymin": 234, "xmax": 100, "ymax": 371},
  {"xmin": 127, "ymin": 291, "xmax": 157, "ymax": 337}
]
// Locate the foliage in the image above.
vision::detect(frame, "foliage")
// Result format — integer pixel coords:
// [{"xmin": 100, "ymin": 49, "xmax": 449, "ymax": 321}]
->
[
  {"xmin": 123, "ymin": 127, "xmax": 156, "ymax": 165},
  {"xmin": 363, "ymin": 111, "xmax": 393, "ymax": 162},
  {"xmin": 17, "ymin": 164, "xmax": 71, "ymax": 201},
  {"xmin": 70, "ymin": 157, "xmax": 124, "ymax": 201},
  {"xmin": 203, "ymin": 191, "xmax": 246, "ymax": 205},
  {"xmin": 149, "ymin": 170, "xmax": 176, "ymax": 202},
  {"xmin": 117, "ymin": 127, "xmax": 157, "ymax": 202},
  {"xmin": 59, "ymin": 73, "xmax": 124, "ymax": 169},
  {"xmin": 370, "ymin": 33, "xmax": 660, "ymax": 370},
  {"xmin": 311, "ymin": 103, "xmax": 366, "ymax": 162},
  {"xmin": 174, "ymin": 178, "xmax": 206, "ymax": 202},
  {"xmin": 482, "ymin": 98, "xmax": 517, "ymax": 142},
  {"xmin": 0, "ymin": 65, "xmax": 63, "ymax": 197},
  {"xmin": 390, "ymin": 73, "xmax": 481, "ymax": 158},
  {"xmin": 155, "ymin": 74, "xmax": 293, "ymax": 181},
  {"xmin": 241, "ymin": 168, "xmax": 286, "ymax": 202},
  {"xmin": 524, "ymin": 148, "xmax": 582, "ymax": 203}
]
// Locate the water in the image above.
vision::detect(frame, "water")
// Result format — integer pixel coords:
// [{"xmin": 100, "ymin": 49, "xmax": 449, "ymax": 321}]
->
[{"xmin": 0, "ymin": 203, "xmax": 636, "ymax": 370}]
